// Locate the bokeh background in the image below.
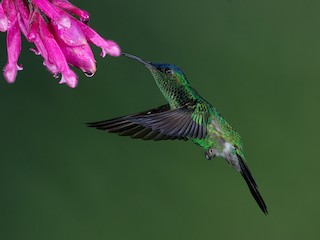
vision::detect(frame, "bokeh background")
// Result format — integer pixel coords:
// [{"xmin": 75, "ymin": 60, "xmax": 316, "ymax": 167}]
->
[{"xmin": 1, "ymin": 0, "xmax": 319, "ymax": 239}]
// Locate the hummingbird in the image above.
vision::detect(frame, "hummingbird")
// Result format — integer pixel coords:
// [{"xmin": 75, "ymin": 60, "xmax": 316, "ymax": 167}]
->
[{"xmin": 87, "ymin": 52, "xmax": 268, "ymax": 214}]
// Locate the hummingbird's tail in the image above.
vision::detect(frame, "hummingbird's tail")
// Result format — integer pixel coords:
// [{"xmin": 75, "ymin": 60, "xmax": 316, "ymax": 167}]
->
[{"xmin": 237, "ymin": 154, "xmax": 268, "ymax": 215}]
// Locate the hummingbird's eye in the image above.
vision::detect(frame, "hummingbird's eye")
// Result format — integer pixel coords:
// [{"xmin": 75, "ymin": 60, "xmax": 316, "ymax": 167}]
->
[{"xmin": 164, "ymin": 68, "xmax": 173, "ymax": 75}]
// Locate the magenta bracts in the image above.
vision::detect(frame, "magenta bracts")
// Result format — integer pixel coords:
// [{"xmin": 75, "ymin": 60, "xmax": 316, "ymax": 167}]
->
[{"xmin": 0, "ymin": 0, "xmax": 120, "ymax": 88}]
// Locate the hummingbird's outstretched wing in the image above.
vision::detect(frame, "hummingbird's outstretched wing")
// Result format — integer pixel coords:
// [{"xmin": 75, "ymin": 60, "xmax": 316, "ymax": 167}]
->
[
  {"xmin": 87, "ymin": 104, "xmax": 178, "ymax": 141},
  {"xmin": 237, "ymin": 154, "xmax": 268, "ymax": 214},
  {"xmin": 87, "ymin": 102, "xmax": 210, "ymax": 140}
]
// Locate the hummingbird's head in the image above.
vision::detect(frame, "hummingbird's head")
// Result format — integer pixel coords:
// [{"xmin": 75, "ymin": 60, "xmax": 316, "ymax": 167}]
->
[
  {"xmin": 148, "ymin": 63, "xmax": 185, "ymax": 79},
  {"xmin": 121, "ymin": 52, "xmax": 189, "ymax": 84},
  {"xmin": 122, "ymin": 52, "xmax": 193, "ymax": 105},
  {"xmin": 148, "ymin": 63, "xmax": 190, "ymax": 89}
]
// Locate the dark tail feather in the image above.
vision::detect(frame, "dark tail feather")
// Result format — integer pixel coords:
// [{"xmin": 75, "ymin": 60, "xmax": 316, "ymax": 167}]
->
[{"xmin": 237, "ymin": 154, "xmax": 268, "ymax": 215}]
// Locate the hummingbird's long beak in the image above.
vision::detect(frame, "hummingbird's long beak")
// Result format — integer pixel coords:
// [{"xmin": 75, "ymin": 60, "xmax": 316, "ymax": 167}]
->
[{"xmin": 121, "ymin": 52, "xmax": 155, "ymax": 69}]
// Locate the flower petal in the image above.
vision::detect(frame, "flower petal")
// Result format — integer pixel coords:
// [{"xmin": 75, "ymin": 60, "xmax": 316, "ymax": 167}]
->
[
  {"xmin": 38, "ymin": 14, "xmax": 78, "ymax": 88},
  {"xmin": 15, "ymin": 0, "xmax": 29, "ymax": 37},
  {"xmin": 32, "ymin": 0, "xmax": 61, "ymax": 21},
  {"xmin": 4, "ymin": 63, "xmax": 23, "ymax": 83},
  {"xmin": 3, "ymin": 0, "xmax": 22, "ymax": 83},
  {"xmin": 77, "ymin": 21, "xmax": 121, "ymax": 57},
  {"xmin": 29, "ymin": 11, "xmax": 60, "ymax": 76},
  {"xmin": 33, "ymin": 34, "xmax": 59, "ymax": 74},
  {"xmin": 52, "ymin": 0, "xmax": 90, "ymax": 23},
  {"xmin": 57, "ymin": 41, "xmax": 97, "ymax": 76},
  {"xmin": 59, "ymin": 69, "xmax": 77, "ymax": 88},
  {"xmin": 27, "ymin": 8, "xmax": 40, "ymax": 41},
  {"xmin": 0, "ymin": 2, "xmax": 8, "ymax": 32},
  {"xmin": 50, "ymin": 12, "xmax": 87, "ymax": 46}
]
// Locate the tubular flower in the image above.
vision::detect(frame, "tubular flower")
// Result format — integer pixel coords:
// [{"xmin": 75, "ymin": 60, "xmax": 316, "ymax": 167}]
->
[{"xmin": 1, "ymin": 0, "xmax": 121, "ymax": 88}]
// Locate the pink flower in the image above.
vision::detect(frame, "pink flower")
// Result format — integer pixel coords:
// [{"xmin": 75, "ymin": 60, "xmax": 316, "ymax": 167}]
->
[{"xmin": 1, "ymin": 0, "xmax": 121, "ymax": 88}]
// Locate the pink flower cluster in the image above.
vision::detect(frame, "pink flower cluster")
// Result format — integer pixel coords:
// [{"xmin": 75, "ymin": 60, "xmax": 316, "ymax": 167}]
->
[{"xmin": 0, "ymin": 0, "xmax": 121, "ymax": 88}]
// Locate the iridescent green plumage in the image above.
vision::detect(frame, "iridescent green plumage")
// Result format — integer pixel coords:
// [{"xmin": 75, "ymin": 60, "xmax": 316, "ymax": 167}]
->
[
  {"xmin": 88, "ymin": 53, "xmax": 267, "ymax": 214},
  {"xmin": 147, "ymin": 61, "xmax": 245, "ymax": 159}
]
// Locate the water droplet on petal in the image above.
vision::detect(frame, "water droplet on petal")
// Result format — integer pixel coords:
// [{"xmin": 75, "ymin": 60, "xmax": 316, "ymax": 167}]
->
[{"xmin": 84, "ymin": 71, "xmax": 94, "ymax": 77}]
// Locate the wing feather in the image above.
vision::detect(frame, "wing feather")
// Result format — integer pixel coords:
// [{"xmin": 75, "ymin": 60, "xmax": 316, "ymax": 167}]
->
[{"xmin": 87, "ymin": 101, "xmax": 210, "ymax": 140}]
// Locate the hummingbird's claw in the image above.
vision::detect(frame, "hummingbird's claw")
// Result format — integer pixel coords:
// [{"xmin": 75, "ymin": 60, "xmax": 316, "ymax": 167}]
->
[{"xmin": 205, "ymin": 149, "xmax": 216, "ymax": 160}]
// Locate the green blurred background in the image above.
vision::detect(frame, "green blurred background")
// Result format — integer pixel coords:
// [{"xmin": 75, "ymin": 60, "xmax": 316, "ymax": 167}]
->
[{"xmin": 0, "ymin": 0, "xmax": 319, "ymax": 239}]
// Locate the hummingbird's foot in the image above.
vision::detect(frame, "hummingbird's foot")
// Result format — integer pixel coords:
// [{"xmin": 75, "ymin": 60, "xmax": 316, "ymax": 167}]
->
[{"xmin": 205, "ymin": 149, "xmax": 216, "ymax": 160}]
